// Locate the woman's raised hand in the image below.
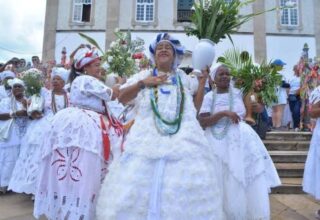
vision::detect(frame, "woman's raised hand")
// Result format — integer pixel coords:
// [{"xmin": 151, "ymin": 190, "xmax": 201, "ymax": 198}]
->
[{"xmin": 142, "ymin": 74, "xmax": 168, "ymax": 87}]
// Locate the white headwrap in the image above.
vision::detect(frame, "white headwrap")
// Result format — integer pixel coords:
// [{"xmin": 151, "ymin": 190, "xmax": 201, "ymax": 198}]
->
[
  {"xmin": 51, "ymin": 67, "xmax": 70, "ymax": 83},
  {"xmin": 210, "ymin": 64, "xmax": 224, "ymax": 80},
  {"xmin": 75, "ymin": 50, "xmax": 100, "ymax": 70},
  {"xmin": 149, "ymin": 33, "xmax": 185, "ymax": 70},
  {"xmin": 7, "ymin": 78, "xmax": 25, "ymax": 87},
  {"xmin": 0, "ymin": 70, "xmax": 15, "ymax": 81}
]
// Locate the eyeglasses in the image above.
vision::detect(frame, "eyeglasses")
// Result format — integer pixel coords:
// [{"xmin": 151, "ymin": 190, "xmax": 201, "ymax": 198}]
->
[{"xmin": 13, "ymin": 85, "xmax": 23, "ymax": 88}]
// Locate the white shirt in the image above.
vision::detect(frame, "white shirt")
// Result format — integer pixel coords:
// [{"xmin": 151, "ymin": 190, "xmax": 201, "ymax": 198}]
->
[{"xmin": 289, "ymin": 76, "xmax": 301, "ymax": 95}]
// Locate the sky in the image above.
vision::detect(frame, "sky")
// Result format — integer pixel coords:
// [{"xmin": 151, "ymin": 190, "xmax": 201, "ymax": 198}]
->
[{"xmin": 0, "ymin": 0, "xmax": 46, "ymax": 63}]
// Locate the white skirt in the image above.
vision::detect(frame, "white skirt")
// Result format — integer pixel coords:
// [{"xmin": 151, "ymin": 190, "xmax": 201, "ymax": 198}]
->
[
  {"xmin": 33, "ymin": 107, "xmax": 122, "ymax": 220},
  {"xmin": 9, "ymin": 116, "xmax": 51, "ymax": 194},
  {"xmin": 303, "ymin": 119, "xmax": 320, "ymax": 199},
  {"xmin": 0, "ymin": 145, "xmax": 20, "ymax": 187},
  {"xmin": 205, "ymin": 122, "xmax": 281, "ymax": 219},
  {"xmin": 97, "ymin": 153, "xmax": 223, "ymax": 220}
]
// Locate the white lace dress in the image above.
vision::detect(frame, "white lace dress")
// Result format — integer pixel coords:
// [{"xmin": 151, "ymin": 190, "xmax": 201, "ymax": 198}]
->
[
  {"xmin": 96, "ymin": 69, "xmax": 223, "ymax": 220},
  {"xmin": 303, "ymin": 86, "xmax": 320, "ymax": 199},
  {"xmin": 8, "ymin": 89, "xmax": 69, "ymax": 195},
  {"xmin": 33, "ymin": 75, "xmax": 123, "ymax": 220},
  {"xmin": 0, "ymin": 97, "xmax": 28, "ymax": 187},
  {"xmin": 200, "ymin": 88, "xmax": 281, "ymax": 220}
]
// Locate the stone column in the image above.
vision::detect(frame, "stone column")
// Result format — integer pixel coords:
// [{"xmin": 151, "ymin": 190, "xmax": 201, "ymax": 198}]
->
[
  {"xmin": 42, "ymin": 0, "xmax": 59, "ymax": 63},
  {"xmin": 105, "ymin": 0, "xmax": 120, "ymax": 50},
  {"xmin": 314, "ymin": 0, "xmax": 320, "ymax": 57},
  {"xmin": 253, "ymin": 0, "xmax": 267, "ymax": 63}
]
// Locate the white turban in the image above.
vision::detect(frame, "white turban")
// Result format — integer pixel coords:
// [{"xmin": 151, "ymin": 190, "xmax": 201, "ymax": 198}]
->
[
  {"xmin": 51, "ymin": 67, "xmax": 70, "ymax": 83},
  {"xmin": 0, "ymin": 70, "xmax": 15, "ymax": 81},
  {"xmin": 75, "ymin": 50, "xmax": 100, "ymax": 70},
  {"xmin": 7, "ymin": 78, "xmax": 25, "ymax": 87}
]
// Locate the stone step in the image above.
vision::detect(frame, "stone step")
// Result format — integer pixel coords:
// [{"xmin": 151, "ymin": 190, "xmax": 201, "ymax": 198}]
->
[
  {"xmin": 264, "ymin": 140, "xmax": 310, "ymax": 151},
  {"xmin": 271, "ymin": 178, "xmax": 304, "ymax": 194},
  {"xmin": 275, "ymin": 163, "xmax": 305, "ymax": 178},
  {"xmin": 265, "ymin": 131, "xmax": 312, "ymax": 141},
  {"xmin": 269, "ymin": 151, "xmax": 308, "ymax": 163}
]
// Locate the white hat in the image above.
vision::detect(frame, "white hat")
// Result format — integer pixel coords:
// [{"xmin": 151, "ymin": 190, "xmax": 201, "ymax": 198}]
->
[
  {"xmin": 75, "ymin": 50, "xmax": 100, "ymax": 70},
  {"xmin": 51, "ymin": 67, "xmax": 70, "ymax": 83},
  {"xmin": 0, "ymin": 70, "xmax": 15, "ymax": 81},
  {"xmin": 7, "ymin": 78, "xmax": 25, "ymax": 87}
]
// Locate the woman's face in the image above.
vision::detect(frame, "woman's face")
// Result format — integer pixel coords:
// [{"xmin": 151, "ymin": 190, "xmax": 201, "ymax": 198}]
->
[
  {"xmin": 12, "ymin": 84, "xmax": 24, "ymax": 97},
  {"xmin": 84, "ymin": 59, "xmax": 101, "ymax": 79},
  {"xmin": 214, "ymin": 66, "xmax": 231, "ymax": 89},
  {"xmin": 155, "ymin": 41, "xmax": 174, "ymax": 69},
  {"xmin": 51, "ymin": 75, "xmax": 65, "ymax": 91}
]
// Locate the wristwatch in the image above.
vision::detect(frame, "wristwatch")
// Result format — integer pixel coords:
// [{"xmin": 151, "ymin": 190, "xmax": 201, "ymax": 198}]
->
[{"xmin": 137, "ymin": 80, "xmax": 146, "ymax": 90}]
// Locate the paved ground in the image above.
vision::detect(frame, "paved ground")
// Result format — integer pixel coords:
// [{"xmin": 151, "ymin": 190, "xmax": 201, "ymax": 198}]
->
[{"xmin": 0, "ymin": 192, "xmax": 320, "ymax": 220}]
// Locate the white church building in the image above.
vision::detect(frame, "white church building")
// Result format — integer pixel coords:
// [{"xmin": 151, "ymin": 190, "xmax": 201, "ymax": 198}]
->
[{"xmin": 42, "ymin": 0, "xmax": 320, "ymax": 75}]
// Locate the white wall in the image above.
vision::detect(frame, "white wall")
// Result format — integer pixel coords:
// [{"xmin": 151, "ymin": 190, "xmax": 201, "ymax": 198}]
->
[
  {"xmin": 266, "ymin": 35, "xmax": 316, "ymax": 80},
  {"xmin": 55, "ymin": 32, "xmax": 106, "ymax": 62}
]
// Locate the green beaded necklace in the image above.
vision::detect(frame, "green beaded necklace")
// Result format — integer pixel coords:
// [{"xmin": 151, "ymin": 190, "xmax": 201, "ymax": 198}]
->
[{"xmin": 150, "ymin": 70, "xmax": 184, "ymax": 135}]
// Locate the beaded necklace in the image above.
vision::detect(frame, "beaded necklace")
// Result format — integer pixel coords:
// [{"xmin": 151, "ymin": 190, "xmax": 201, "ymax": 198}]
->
[
  {"xmin": 210, "ymin": 88, "xmax": 234, "ymax": 140},
  {"xmin": 150, "ymin": 68, "xmax": 184, "ymax": 135},
  {"xmin": 51, "ymin": 91, "xmax": 68, "ymax": 114}
]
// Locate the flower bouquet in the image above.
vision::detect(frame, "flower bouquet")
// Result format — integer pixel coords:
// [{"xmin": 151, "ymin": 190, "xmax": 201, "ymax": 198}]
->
[
  {"xmin": 185, "ymin": 0, "xmax": 269, "ymax": 74},
  {"xmin": 21, "ymin": 68, "xmax": 44, "ymax": 117},
  {"xmin": 79, "ymin": 30, "xmax": 145, "ymax": 77},
  {"xmin": 217, "ymin": 49, "xmax": 282, "ymax": 124}
]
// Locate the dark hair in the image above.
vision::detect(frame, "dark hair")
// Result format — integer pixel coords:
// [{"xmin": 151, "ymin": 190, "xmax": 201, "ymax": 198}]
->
[{"xmin": 69, "ymin": 62, "xmax": 83, "ymax": 84}]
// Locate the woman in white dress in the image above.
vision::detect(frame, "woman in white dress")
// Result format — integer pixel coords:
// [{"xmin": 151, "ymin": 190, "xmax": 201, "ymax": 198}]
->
[
  {"xmin": 199, "ymin": 65, "xmax": 281, "ymax": 220},
  {"xmin": 0, "ymin": 78, "xmax": 28, "ymax": 192},
  {"xmin": 96, "ymin": 33, "xmax": 222, "ymax": 220},
  {"xmin": 8, "ymin": 67, "xmax": 70, "ymax": 195},
  {"xmin": 302, "ymin": 85, "xmax": 320, "ymax": 218},
  {"xmin": 33, "ymin": 51, "xmax": 123, "ymax": 220}
]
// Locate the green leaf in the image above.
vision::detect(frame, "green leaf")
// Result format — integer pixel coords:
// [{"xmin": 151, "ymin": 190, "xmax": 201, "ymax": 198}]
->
[{"xmin": 78, "ymin": 32, "xmax": 104, "ymax": 54}]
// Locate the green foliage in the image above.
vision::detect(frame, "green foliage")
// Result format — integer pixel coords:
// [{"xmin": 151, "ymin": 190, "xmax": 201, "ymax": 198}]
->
[
  {"xmin": 186, "ymin": 0, "xmax": 275, "ymax": 44},
  {"xmin": 21, "ymin": 68, "xmax": 43, "ymax": 97},
  {"xmin": 218, "ymin": 49, "xmax": 282, "ymax": 106}
]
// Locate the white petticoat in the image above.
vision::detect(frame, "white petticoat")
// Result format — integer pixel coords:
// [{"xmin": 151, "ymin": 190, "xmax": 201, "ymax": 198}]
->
[
  {"xmin": 205, "ymin": 122, "xmax": 281, "ymax": 220},
  {"xmin": 303, "ymin": 119, "xmax": 320, "ymax": 199},
  {"xmin": 33, "ymin": 107, "xmax": 122, "ymax": 220}
]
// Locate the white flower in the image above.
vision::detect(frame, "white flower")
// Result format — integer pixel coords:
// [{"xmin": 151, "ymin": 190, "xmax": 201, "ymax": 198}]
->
[
  {"xmin": 108, "ymin": 56, "xmax": 113, "ymax": 63},
  {"xmin": 110, "ymin": 41, "xmax": 116, "ymax": 48}
]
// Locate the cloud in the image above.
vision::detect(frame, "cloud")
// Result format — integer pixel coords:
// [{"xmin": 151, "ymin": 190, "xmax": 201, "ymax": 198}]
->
[{"xmin": 0, "ymin": 0, "xmax": 46, "ymax": 63}]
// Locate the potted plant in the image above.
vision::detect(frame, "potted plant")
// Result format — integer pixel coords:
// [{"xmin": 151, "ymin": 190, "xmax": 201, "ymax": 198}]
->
[
  {"xmin": 186, "ymin": 0, "xmax": 272, "ymax": 74},
  {"xmin": 217, "ymin": 49, "xmax": 282, "ymax": 124}
]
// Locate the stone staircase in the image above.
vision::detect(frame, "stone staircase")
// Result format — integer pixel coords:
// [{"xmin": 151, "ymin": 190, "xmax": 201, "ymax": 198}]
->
[{"xmin": 263, "ymin": 131, "xmax": 312, "ymax": 194}]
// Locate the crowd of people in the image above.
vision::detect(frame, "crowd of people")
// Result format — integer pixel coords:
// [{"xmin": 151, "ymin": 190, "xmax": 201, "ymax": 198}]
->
[{"xmin": 0, "ymin": 33, "xmax": 319, "ymax": 220}]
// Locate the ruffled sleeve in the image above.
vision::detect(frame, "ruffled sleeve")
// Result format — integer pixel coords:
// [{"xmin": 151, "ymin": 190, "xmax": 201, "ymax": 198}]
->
[
  {"xmin": 79, "ymin": 75, "xmax": 113, "ymax": 102},
  {"xmin": 199, "ymin": 91, "xmax": 213, "ymax": 114},
  {"xmin": 120, "ymin": 70, "xmax": 151, "ymax": 89}
]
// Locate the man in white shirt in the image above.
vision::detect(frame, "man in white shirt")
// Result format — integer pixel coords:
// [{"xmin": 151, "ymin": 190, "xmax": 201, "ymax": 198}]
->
[{"xmin": 288, "ymin": 65, "xmax": 301, "ymax": 131}]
